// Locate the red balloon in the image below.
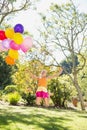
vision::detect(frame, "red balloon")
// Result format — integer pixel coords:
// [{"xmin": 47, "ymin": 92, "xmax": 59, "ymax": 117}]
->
[{"xmin": 0, "ymin": 30, "xmax": 7, "ymax": 40}]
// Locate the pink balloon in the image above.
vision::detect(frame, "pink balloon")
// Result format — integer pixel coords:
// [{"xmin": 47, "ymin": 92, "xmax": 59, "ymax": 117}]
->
[
  {"xmin": 20, "ymin": 37, "xmax": 33, "ymax": 52},
  {"xmin": 10, "ymin": 40, "xmax": 20, "ymax": 50},
  {"xmin": 0, "ymin": 42, "xmax": 8, "ymax": 52},
  {"xmin": 2, "ymin": 39, "xmax": 11, "ymax": 49},
  {"xmin": 20, "ymin": 44, "xmax": 28, "ymax": 52},
  {"xmin": 25, "ymin": 37, "xmax": 33, "ymax": 48}
]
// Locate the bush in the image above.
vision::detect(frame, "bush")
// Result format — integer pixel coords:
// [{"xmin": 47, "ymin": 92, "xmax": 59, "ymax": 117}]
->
[
  {"xmin": 48, "ymin": 78, "xmax": 72, "ymax": 108},
  {"xmin": 0, "ymin": 90, "xmax": 3, "ymax": 100},
  {"xmin": 4, "ymin": 85, "xmax": 17, "ymax": 94},
  {"xmin": 22, "ymin": 92, "xmax": 36, "ymax": 105},
  {"xmin": 8, "ymin": 92, "xmax": 21, "ymax": 105}
]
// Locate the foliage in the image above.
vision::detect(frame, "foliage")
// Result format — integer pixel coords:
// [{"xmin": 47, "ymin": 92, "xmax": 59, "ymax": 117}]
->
[
  {"xmin": 78, "ymin": 52, "xmax": 87, "ymax": 100},
  {"xmin": 48, "ymin": 77, "xmax": 73, "ymax": 108},
  {"xmin": 12, "ymin": 60, "xmax": 51, "ymax": 94},
  {"xmin": 61, "ymin": 55, "xmax": 79, "ymax": 74},
  {"xmin": 0, "ymin": 90, "xmax": 3, "ymax": 100},
  {"xmin": 0, "ymin": 53, "xmax": 17, "ymax": 89},
  {"xmin": 4, "ymin": 85, "xmax": 17, "ymax": 94},
  {"xmin": 0, "ymin": 0, "xmax": 30, "ymax": 25},
  {"xmin": 21, "ymin": 92, "xmax": 35, "ymax": 105},
  {"xmin": 7, "ymin": 92, "xmax": 21, "ymax": 105},
  {"xmin": 12, "ymin": 63, "xmax": 36, "ymax": 93}
]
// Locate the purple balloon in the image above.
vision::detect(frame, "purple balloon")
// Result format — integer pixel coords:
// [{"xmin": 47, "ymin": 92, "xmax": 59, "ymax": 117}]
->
[
  {"xmin": 14, "ymin": 24, "xmax": 24, "ymax": 33},
  {"xmin": 2, "ymin": 39, "xmax": 11, "ymax": 49}
]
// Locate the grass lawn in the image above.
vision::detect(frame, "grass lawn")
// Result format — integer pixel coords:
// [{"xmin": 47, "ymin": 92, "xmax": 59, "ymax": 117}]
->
[{"xmin": 0, "ymin": 104, "xmax": 87, "ymax": 130}]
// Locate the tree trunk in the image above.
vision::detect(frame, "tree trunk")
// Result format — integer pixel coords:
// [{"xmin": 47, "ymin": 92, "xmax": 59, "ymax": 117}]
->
[{"xmin": 73, "ymin": 74, "xmax": 85, "ymax": 110}]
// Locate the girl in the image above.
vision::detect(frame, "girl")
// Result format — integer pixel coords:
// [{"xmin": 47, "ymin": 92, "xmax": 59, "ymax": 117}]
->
[{"xmin": 31, "ymin": 68, "xmax": 63, "ymax": 107}]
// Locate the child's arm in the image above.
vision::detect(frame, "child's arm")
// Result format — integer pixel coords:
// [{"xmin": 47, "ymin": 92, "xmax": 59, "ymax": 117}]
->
[
  {"xmin": 47, "ymin": 67, "xmax": 63, "ymax": 79},
  {"xmin": 30, "ymin": 73, "xmax": 38, "ymax": 80},
  {"xmin": 25, "ymin": 69, "xmax": 38, "ymax": 80}
]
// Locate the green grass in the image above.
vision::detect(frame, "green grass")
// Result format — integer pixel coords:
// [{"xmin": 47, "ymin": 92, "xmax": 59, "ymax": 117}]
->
[{"xmin": 0, "ymin": 104, "xmax": 87, "ymax": 130}]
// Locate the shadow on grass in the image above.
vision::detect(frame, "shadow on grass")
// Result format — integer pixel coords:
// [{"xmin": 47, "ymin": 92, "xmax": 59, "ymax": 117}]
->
[
  {"xmin": 1, "ymin": 105, "xmax": 87, "ymax": 130},
  {"xmin": 78, "ymin": 115, "xmax": 87, "ymax": 118},
  {"xmin": 43, "ymin": 106, "xmax": 87, "ymax": 115},
  {"xmin": 0, "ymin": 106, "xmax": 71, "ymax": 130}
]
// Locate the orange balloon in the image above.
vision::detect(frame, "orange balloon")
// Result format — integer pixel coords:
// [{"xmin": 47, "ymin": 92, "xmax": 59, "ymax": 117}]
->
[{"xmin": 5, "ymin": 56, "xmax": 15, "ymax": 65}]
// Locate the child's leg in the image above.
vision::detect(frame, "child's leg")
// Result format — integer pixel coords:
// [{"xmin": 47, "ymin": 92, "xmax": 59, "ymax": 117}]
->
[
  {"xmin": 42, "ymin": 91, "xmax": 49, "ymax": 107},
  {"xmin": 36, "ymin": 97, "xmax": 42, "ymax": 106},
  {"xmin": 44, "ymin": 98, "xmax": 49, "ymax": 107}
]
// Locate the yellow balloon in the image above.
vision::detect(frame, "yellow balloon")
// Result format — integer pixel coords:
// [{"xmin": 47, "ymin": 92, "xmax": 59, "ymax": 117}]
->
[
  {"xmin": 5, "ymin": 28, "xmax": 14, "ymax": 39},
  {"xmin": 8, "ymin": 49, "xmax": 19, "ymax": 59},
  {"xmin": 13, "ymin": 33, "xmax": 23, "ymax": 45}
]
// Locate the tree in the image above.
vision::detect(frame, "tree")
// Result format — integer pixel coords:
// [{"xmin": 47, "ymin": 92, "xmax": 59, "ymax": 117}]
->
[
  {"xmin": 12, "ymin": 59, "xmax": 49, "ymax": 92},
  {"xmin": 36, "ymin": 1, "xmax": 87, "ymax": 110},
  {"xmin": 61, "ymin": 55, "xmax": 79, "ymax": 74},
  {"xmin": 78, "ymin": 52, "xmax": 87, "ymax": 100},
  {"xmin": 0, "ymin": 0, "xmax": 30, "ymax": 25}
]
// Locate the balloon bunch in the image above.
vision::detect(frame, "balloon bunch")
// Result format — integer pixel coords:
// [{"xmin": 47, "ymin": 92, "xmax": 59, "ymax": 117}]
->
[{"xmin": 0, "ymin": 24, "xmax": 33, "ymax": 65}]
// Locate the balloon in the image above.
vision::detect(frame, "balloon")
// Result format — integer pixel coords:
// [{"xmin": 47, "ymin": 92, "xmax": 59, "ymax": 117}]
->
[
  {"xmin": 20, "ymin": 44, "xmax": 29, "ymax": 53},
  {"xmin": 0, "ymin": 24, "xmax": 33, "ymax": 66},
  {"xmin": 10, "ymin": 40, "xmax": 20, "ymax": 50},
  {"xmin": 2, "ymin": 39, "xmax": 11, "ymax": 49},
  {"xmin": 13, "ymin": 33, "xmax": 23, "ymax": 45},
  {"xmin": 0, "ymin": 42, "xmax": 8, "ymax": 52},
  {"xmin": 0, "ymin": 30, "xmax": 7, "ymax": 40},
  {"xmin": 8, "ymin": 49, "xmax": 19, "ymax": 59},
  {"xmin": 5, "ymin": 56, "xmax": 15, "ymax": 65},
  {"xmin": 20, "ymin": 37, "xmax": 33, "ymax": 52},
  {"xmin": 14, "ymin": 24, "xmax": 24, "ymax": 33},
  {"xmin": 5, "ymin": 28, "xmax": 14, "ymax": 39}
]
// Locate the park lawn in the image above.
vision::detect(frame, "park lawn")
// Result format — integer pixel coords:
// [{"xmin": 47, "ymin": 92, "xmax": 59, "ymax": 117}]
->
[{"xmin": 0, "ymin": 104, "xmax": 87, "ymax": 130}]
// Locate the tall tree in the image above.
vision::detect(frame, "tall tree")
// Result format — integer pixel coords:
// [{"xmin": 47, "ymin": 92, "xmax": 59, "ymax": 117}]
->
[
  {"xmin": 12, "ymin": 59, "xmax": 50, "ymax": 93},
  {"xmin": 78, "ymin": 52, "xmax": 87, "ymax": 100},
  {"xmin": 0, "ymin": 0, "xmax": 30, "ymax": 25},
  {"xmin": 36, "ymin": 1, "xmax": 87, "ymax": 110}
]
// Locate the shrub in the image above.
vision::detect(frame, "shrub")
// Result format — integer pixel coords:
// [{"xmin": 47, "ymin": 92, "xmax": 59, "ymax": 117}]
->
[
  {"xmin": 0, "ymin": 90, "xmax": 3, "ymax": 100},
  {"xmin": 22, "ymin": 92, "xmax": 36, "ymax": 105},
  {"xmin": 8, "ymin": 92, "xmax": 21, "ymax": 105},
  {"xmin": 4, "ymin": 85, "xmax": 17, "ymax": 94},
  {"xmin": 48, "ymin": 78, "xmax": 72, "ymax": 108}
]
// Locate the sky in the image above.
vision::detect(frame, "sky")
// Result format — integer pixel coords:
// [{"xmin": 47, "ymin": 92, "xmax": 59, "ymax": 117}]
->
[
  {"xmin": 8, "ymin": 0, "xmax": 87, "ymax": 63},
  {"xmin": 9, "ymin": 0, "xmax": 87, "ymax": 35}
]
